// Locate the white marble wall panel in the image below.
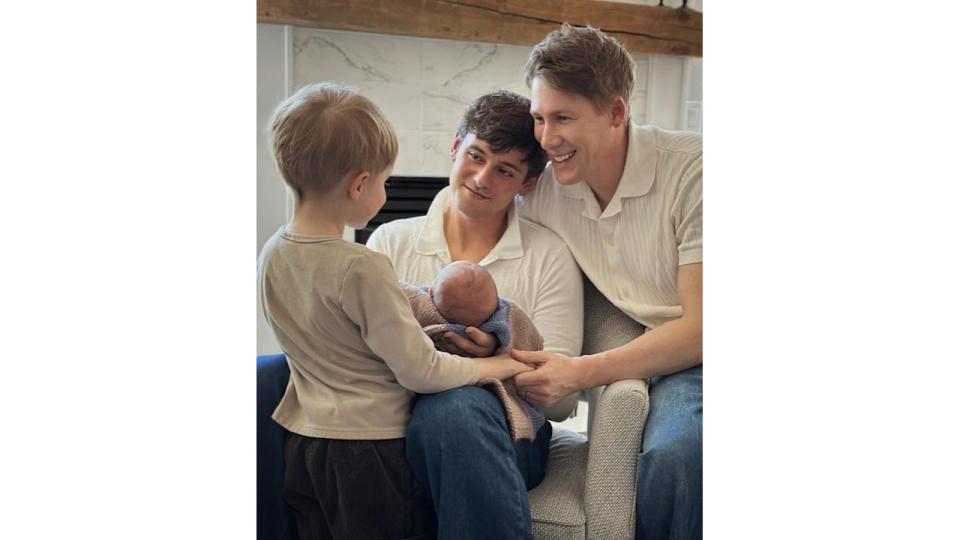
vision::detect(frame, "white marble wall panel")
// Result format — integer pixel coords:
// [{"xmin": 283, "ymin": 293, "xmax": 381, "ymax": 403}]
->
[
  {"xmin": 289, "ymin": 27, "xmax": 662, "ymax": 177},
  {"xmin": 293, "ymin": 28, "xmax": 422, "ymax": 131},
  {"xmin": 421, "ymin": 40, "xmax": 531, "ymax": 131},
  {"xmin": 422, "ymin": 131, "xmax": 456, "ymax": 178},
  {"xmin": 293, "ymin": 28, "xmax": 424, "ymax": 176},
  {"xmin": 393, "ymin": 130, "xmax": 422, "ymax": 176}
]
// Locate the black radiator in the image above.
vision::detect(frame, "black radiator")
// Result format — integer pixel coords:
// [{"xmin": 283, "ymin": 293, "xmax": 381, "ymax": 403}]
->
[{"xmin": 356, "ymin": 176, "xmax": 447, "ymax": 244}]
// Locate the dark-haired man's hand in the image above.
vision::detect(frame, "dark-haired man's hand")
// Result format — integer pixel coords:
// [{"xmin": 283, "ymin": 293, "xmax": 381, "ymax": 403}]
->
[{"xmin": 438, "ymin": 327, "xmax": 498, "ymax": 357}]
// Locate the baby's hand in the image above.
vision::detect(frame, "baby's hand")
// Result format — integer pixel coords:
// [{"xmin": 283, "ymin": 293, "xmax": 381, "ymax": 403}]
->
[{"xmin": 439, "ymin": 327, "xmax": 497, "ymax": 357}]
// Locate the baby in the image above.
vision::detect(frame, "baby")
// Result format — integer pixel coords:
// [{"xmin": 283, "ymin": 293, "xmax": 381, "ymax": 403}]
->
[
  {"xmin": 429, "ymin": 261, "xmax": 499, "ymax": 328},
  {"xmin": 400, "ymin": 261, "xmax": 545, "ymax": 441}
]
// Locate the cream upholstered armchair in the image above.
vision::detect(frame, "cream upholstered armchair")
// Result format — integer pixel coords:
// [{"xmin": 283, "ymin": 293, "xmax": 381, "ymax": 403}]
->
[{"xmin": 528, "ymin": 277, "xmax": 650, "ymax": 539}]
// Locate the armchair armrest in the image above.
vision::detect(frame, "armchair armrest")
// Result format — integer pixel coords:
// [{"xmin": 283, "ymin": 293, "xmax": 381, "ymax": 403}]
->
[
  {"xmin": 583, "ymin": 378, "xmax": 649, "ymax": 539},
  {"xmin": 577, "ymin": 276, "xmax": 649, "ymax": 538}
]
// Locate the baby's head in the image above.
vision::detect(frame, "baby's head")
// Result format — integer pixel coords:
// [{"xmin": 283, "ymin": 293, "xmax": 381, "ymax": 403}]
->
[{"xmin": 430, "ymin": 261, "xmax": 499, "ymax": 327}]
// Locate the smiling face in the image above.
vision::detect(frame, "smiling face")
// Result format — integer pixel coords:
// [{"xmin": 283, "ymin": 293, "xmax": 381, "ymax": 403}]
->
[
  {"xmin": 529, "ymin": 77, "xmax": 624, "ymax": 186},
  {"xmin": 447, "ymin": 132, "xmax": 534, "ymax": 221}
]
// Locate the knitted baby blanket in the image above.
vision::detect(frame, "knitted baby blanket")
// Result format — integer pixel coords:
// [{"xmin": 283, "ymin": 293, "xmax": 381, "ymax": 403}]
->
[{"xmin": 400, "ymin": 283, "xmax": 546, "ymax": 441}]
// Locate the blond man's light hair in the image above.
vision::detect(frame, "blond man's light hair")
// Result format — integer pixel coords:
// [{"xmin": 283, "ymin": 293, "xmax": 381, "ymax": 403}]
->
[
  {"xmin": 525, "ymin": 23, "xmax": 635, "ymax": 114},
  {"xmin": 269, "ymin": 82, "xmax": 398, "ymax": 199}
]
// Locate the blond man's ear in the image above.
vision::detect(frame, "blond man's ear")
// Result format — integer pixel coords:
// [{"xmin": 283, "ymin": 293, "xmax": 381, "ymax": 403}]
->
[{"xmin": 609, "ymin": 96, "xmax": 628, "ymax": 128}]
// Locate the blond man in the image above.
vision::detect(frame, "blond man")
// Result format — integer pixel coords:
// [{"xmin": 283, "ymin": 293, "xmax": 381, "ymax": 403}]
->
[
  {"xmin": 258, "ymin": 82, "xmax": 531, "ymax": 539},
  {"xmin": 515, "ymin": 24, "xmax": 703, "ymax": 540}
]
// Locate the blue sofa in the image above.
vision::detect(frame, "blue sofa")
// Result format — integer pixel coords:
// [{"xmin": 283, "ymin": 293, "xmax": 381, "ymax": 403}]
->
[{"xmin": 256, "ymin": 353, "xmax": 298, "ymax": 540}]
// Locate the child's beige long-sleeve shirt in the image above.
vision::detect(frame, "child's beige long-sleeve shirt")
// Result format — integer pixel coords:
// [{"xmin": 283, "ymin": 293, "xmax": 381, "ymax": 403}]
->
[{"xmin": 258, "ymin": 227, "xmax": 478, "ymax": 440}]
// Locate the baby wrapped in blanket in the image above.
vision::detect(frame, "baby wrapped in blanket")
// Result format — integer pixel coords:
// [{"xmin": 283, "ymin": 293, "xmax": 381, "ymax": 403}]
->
[{"xmin": 400, "ymin": 261, "xmax": 545, "ymax": 441}]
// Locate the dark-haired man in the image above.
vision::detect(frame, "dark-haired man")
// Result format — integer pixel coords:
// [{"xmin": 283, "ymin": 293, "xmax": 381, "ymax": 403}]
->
[
  {"xmin": 514, "ymin": 24, "xmax": 703, "ymax": 540},
  {"xmin": 367, "ymin": 90, "xmax": 583, "ymax": 539}
]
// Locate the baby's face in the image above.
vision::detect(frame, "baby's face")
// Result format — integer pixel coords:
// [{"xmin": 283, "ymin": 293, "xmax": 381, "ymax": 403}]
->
[{"xmin": 432, "ymin": 262, "xmax": 499, "ymax": 327}]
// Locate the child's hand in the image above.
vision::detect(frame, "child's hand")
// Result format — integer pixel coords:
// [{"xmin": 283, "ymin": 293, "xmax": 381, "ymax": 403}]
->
[
  {"xmin": 475, "ymin": 352, "xmax": 534, "ymax": 381},
  {"xmin": 439, "ymin": 327, "xmax": 497, "ymax": 357},
  {"xmin": 511, "ymin": 349, "xmax": 582, "ymax": 407}
]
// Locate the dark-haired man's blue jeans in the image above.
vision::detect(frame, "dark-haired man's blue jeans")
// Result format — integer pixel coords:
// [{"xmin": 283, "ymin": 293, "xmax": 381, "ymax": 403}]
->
[
  {"xmin": 635, "ymin": 364, "xmax": 703, "ymax": 540},
  {"xmin": 405, "ymin": 386, "xmax": 552, "ymax": 540}
]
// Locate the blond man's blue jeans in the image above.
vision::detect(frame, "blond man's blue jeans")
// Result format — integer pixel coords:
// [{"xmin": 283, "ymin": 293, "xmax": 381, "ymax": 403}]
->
[{"xmin": 635, "ymin": 364, "xmax": 703, "ymax": 540}]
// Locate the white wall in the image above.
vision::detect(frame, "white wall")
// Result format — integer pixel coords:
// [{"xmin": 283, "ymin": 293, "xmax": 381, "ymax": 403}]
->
[
  {"xmin": 257, "ymin": 24, "xmax": 290, "ymax": 254},
  {"xmin": 256, "ymin": 19, "xmax": 703, "ymax": 355},
  {"xmin": 257, "ymin": 24, "xmax": 289, "ymax": 355}
]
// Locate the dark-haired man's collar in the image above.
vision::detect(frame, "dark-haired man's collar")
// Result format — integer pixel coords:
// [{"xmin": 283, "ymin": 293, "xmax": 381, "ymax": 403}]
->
[{"xmin": 414, "ymin": 186, "xmax": 524, "ymax": 264}]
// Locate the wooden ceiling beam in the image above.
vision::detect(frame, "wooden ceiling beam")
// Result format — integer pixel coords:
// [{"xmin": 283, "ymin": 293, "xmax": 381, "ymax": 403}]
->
[{"xmin": 257, "ymin": 0, "xmax": 702, "ymax": 57}]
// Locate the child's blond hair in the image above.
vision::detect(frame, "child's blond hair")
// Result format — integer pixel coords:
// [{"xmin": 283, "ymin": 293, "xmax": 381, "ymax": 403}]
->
[{"xmin": 269, "ymin": 82, "xmax": 398, "ymax": 199}]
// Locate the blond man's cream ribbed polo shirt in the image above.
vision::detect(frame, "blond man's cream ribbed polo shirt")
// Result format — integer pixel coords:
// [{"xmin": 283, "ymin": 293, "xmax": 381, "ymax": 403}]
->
[{"xmin": 518, "ymin": 123, "xmax": 702, "ymax": 329}]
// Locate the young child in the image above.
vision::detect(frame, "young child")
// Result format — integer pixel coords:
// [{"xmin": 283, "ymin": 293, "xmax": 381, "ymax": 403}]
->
[
  {"xmin": 257, "ymin": 82, "xmax": 531, "ymax": 540},
  {"xmin": 429, "ymin": 261, "xmax": 499, "ymax": 328}
]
